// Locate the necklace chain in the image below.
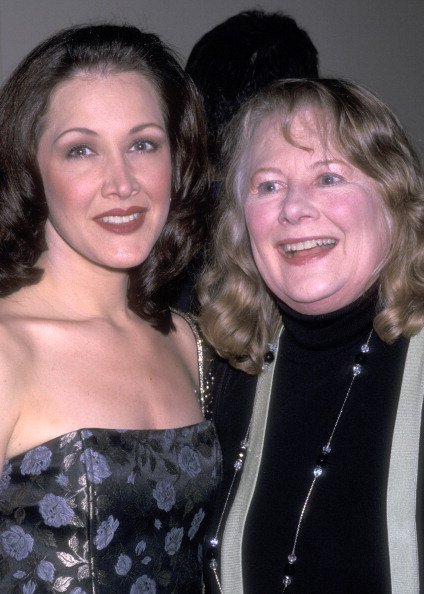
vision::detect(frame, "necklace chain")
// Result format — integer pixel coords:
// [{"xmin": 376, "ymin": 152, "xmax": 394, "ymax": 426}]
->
[{"xmin": 208, "ymin": 329, "xmax": 374, "ymax": 593}]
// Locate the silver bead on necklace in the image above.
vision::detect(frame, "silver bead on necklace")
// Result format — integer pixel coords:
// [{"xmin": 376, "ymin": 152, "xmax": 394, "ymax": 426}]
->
[{"xmin": 208, "ymin": 329, "xmax": 373, "ymax": 593}]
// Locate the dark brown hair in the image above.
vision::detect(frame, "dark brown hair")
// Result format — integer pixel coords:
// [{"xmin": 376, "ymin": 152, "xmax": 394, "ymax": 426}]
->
[{"xmin": 0, "ymin": 24, "xmax": 208, "ymax": 331}]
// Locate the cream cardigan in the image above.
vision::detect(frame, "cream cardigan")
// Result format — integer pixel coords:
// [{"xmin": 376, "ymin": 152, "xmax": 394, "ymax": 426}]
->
[{"xmin": 220, "ymin": 329, "xmax": 424, "ymax": 594}]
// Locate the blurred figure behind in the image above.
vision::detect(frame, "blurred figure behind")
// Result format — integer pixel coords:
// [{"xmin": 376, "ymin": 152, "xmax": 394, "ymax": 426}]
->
[{"xmin": 186, "ymin": 9, "xmax": 319, "ymax": 174}]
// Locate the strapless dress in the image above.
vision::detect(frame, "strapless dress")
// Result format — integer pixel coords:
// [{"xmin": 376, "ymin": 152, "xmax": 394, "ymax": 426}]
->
[{"xmin": 0, "ymin": 421, "xmax": 221, "ymax": 593}]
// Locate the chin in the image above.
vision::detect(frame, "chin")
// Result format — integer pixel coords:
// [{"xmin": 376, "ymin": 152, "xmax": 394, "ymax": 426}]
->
[
  {"xmin": 95, "ymin": 253, "xmax": 149, "ymax": 271},
  {"xmin": 115, "ymin": 259, "xmax": 147, "ymax": 271},
  {"xmin": 280, "ymin": 287, "xmax": 348, "ymax": 315}
]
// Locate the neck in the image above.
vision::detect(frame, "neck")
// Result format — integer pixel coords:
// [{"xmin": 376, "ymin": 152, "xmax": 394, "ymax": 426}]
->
[{"xmin": 32, "ymin": 243, "xmax": 131, "ymax": 322}]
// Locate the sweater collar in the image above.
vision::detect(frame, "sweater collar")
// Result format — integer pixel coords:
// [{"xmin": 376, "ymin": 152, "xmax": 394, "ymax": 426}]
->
[{"xmin": 277, "ymin": 286, "xmax": 378, "ymax": 350}]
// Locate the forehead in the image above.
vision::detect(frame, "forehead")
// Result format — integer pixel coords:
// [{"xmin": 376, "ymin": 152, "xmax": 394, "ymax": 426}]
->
[
  {"xmin": 249, "ymin": 108, "xmax": 337, "ymax": 160},
  {"xmin": 43, "ymin": 70, "xmax": 165, "ymax": 130}
]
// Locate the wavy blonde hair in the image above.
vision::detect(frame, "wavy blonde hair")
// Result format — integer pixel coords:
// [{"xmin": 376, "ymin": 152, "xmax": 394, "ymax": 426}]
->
[{"xmin": 198, "ymin": 79, "xmax": 424, "ymax": 374}]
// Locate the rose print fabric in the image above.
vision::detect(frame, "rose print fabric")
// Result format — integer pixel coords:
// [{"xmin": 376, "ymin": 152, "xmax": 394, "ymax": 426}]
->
[{"xmin": 0, "ymin": 422, "xmax": 221, "ymax": 593}]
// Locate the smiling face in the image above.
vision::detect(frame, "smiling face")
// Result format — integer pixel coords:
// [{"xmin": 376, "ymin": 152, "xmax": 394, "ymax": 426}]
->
[
  {"xmin": 36, "ymin": 70, "xmax": 172, "ymax": 271},
  {"xmin": 243, "ymin": 110, "xmax": 391, "ymax": 314}
]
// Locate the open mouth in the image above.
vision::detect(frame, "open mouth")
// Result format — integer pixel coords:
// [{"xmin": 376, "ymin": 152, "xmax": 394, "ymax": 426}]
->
[
  {"xmin": 94, "ymin": 208, "xmax": 147, "ymax": 234},
  {"xmin": 98, "ymin": 212, "xmax": 142, "ymax": 224},
  {"xmin": 282, "ymin": 238, "xmax": 336, "ymax": 257}
]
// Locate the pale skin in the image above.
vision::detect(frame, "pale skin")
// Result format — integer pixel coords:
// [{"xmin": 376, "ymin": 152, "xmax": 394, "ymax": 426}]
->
[
  {"xmin": 244, "ymin": 111, "xmax": 391, "ymax": 315},
  {"xmin": 0, "ymin": 71, "xmax": 203, "ymax": 470}
]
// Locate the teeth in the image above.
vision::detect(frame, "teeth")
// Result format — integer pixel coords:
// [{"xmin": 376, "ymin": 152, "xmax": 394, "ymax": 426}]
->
[
  {"xmin": 283, "ymin": 238, "xmax": 336, "ymax": 253},
  {"xmin": 100, "ymin": 213, "xmax": 140, "ymax": 224}
]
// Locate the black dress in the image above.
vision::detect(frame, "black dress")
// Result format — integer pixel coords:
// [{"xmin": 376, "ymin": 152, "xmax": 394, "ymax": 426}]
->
[{"xmin": 0, "ymin": 423, "xmax": 221, "ymax": 593}]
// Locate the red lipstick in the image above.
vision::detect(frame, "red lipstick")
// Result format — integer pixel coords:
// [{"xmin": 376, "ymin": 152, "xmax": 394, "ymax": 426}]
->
[{"xmin": 94, "ymin": 206, "xmax": 147, "ymax": 234}]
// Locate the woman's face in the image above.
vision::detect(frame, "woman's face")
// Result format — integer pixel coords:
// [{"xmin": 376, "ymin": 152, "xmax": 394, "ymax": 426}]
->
[
  {"xmin": 243, "ymin": 111, "xmax": 391, "ymax": 315},
  {"xmin": 36, "ymin": 71, "xmax": 172, "ymax": 270}
]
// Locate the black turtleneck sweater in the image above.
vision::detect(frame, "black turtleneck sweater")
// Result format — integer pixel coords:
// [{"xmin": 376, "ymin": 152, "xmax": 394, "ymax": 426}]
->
[{"xmin": 206, "ymin": 292, "xmax": 416, "ymax": 594}]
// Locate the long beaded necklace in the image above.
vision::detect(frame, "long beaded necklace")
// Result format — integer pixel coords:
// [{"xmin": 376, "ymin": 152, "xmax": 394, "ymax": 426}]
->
[{"xmin": 207, "ymin": 328, "xmax": 374, "ymax": 593}]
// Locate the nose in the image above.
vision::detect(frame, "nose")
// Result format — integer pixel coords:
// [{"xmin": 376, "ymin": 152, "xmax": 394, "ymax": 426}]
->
[
  {"xmin": 278, "ymin": 183, "xmax": 319, "ymax": 224},
  {"xmin": 101, "ymin": 154, "xmax": 139, "ymax": 200}
]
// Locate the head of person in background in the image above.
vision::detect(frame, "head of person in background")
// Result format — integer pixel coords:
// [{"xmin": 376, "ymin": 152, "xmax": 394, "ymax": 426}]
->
[
  {"xmin": 0, "ymin": 23, "xmax": 208, "ymax": 328},
  {"xmin": 186, "ymin": 10, "xmax": 319, "ymax": 177},
  {"xmin": 199, "ymin": 78, "xmax": 424, "ymax": 373}
]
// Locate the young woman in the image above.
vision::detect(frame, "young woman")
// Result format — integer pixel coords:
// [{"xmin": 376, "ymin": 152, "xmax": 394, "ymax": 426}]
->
[{"xmin": 0, "ymin": 24, "xmax": 220, "ymax": 593}]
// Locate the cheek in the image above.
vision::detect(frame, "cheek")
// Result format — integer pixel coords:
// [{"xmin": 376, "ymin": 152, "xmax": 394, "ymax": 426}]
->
[
  {"xmin": 244, "ymin": 204, "xmax": 274, "ymax": 248},
  {"xmin": 143, "ymin": 158, "xmax": 173, "ymax": 200},
  {"xmin": 44, "ymin": 181, "xmax": 90, "ymax": 218},
  {"xmin": 352, "ymin": 198, "xmax": 390, "ymax": 247},
  {"xmin": 43, "ymin": 177, "xmax": 71, "ymax": 211},
  {"xmin": 157, "ymin": 169, "xmax": 173, "ymax": 198},
  {"xmin": 40, "ymin": 163, "xmax": 92, "ymax": 209},
  {"xmin": 337, "ymin": 194, "xmax": 391, "ymax": 274},
  {"xmin": 329, "ymin": 192, "xmax": 385, "ymax": 238}
]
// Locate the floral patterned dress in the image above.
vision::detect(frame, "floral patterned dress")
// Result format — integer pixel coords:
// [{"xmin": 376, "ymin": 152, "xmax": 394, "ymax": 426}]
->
[{"xmin": 0, "ymin": 422, "xmax": 221, "ymax": 593}]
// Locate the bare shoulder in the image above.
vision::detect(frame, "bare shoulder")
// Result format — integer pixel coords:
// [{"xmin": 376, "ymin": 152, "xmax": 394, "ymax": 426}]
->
[
  {"xmin": 0, "ymin": 299, "xmax": 34, "ymax": 360},
  {"xmin": 0, "ymin": 304, "xmax": 32, "ymax": 465}
]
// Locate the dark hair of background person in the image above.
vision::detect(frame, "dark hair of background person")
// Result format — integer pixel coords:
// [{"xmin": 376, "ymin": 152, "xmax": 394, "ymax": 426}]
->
[
  {"xmin": 186, "ymin": 9, "xmax": 319, "ymax": 171},
  {"xmin": 0, "ymin": 24, "xmax": 208, "ymax": 332}
]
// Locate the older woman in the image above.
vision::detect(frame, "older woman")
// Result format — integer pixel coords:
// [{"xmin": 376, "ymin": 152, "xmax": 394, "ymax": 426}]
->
[
  {"xmin": 0, "ymin": 24, "xmax": 221, "ymax": 592},
  {"xmin": 199, "ymin": 79, "xmax": 424, "ymax": 593}
]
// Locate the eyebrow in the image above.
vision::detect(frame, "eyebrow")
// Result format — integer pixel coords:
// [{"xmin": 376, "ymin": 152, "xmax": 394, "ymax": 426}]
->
[
  {"xmin": 251, "ymin": 159, "xmax": 353, "ymax": 178},
  {"xmin": 311, "ymin": 159, "xmax": 349, "ymax": 168},
  {"xmin": 251, "ymin": 167, "xmax": 284, "ymax": 176},
  {"xmin": 54, "ymin": 122, "xmax": 166, "ymax": 143}
]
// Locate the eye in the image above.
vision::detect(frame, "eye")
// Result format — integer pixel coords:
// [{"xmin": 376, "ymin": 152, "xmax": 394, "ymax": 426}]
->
[
  {"xmin": 318, "ymin": 173, "xmax": 344, "ymax": 186},
  {"xmin": 256, "ymin": 180, "xmax": 283, "ymax": 194},
  {"xmin": 67, "ymin": 145, "xmax": 94, "ymax": 158},
  {"xmin": 130, "ymin": 139, "xmax": 157, "ymax": 153}
]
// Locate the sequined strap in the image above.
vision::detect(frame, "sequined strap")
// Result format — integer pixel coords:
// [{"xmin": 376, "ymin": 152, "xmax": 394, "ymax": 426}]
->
[{"xmin": 172, "ymin": 310, "xmax": 211, "ymax": 416}]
